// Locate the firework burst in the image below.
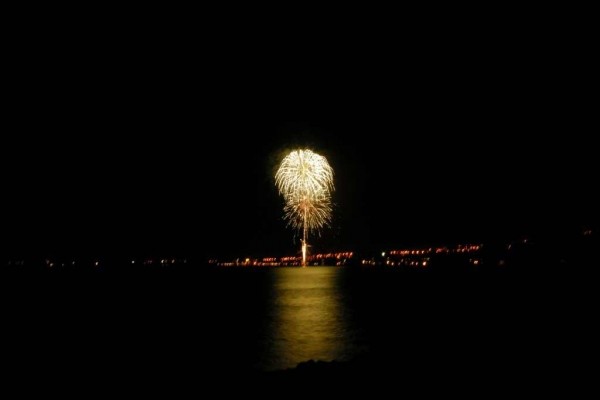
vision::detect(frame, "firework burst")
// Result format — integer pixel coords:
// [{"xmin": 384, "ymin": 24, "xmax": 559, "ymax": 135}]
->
[
  {"xmin": 282, "ymin": 188, "xmax": 333, "ymax": 233},
  {"xmin": 275, "ymin": 149, "xmax": 334, "ymax": 266}
]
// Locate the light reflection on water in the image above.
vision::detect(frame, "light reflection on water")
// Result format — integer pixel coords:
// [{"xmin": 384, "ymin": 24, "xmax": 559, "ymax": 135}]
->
[{"xmin": 258, "ymin": 267, "xmax": 363, "ymax": 371}]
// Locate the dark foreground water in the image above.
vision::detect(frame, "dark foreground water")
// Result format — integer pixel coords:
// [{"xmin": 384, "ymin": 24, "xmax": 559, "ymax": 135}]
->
[{"xmin": 2, "ymin": 264, "xmax": 592, "ymax": 386}]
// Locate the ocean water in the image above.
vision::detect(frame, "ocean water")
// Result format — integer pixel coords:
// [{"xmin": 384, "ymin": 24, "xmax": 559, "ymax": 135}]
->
[{"xmin": 3, "ymin": 264, "xmax": 576, "ymax": 378}]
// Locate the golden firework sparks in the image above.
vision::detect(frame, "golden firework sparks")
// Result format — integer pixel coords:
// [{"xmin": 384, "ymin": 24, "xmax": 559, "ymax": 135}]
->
[{"xmin": 275, "ymin": 149, "xmax": 334, "ymax": 266}]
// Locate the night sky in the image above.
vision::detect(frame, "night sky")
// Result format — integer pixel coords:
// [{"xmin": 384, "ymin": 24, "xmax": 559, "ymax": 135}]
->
[{"xmin": 3, "ymin": 31, "xmax": 595, "ymax": 261}]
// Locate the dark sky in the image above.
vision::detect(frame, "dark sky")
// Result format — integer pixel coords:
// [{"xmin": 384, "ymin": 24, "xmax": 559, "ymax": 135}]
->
[{"xmin": 3, "ymin": 28, "xmax": 596, "ymax": 260}]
